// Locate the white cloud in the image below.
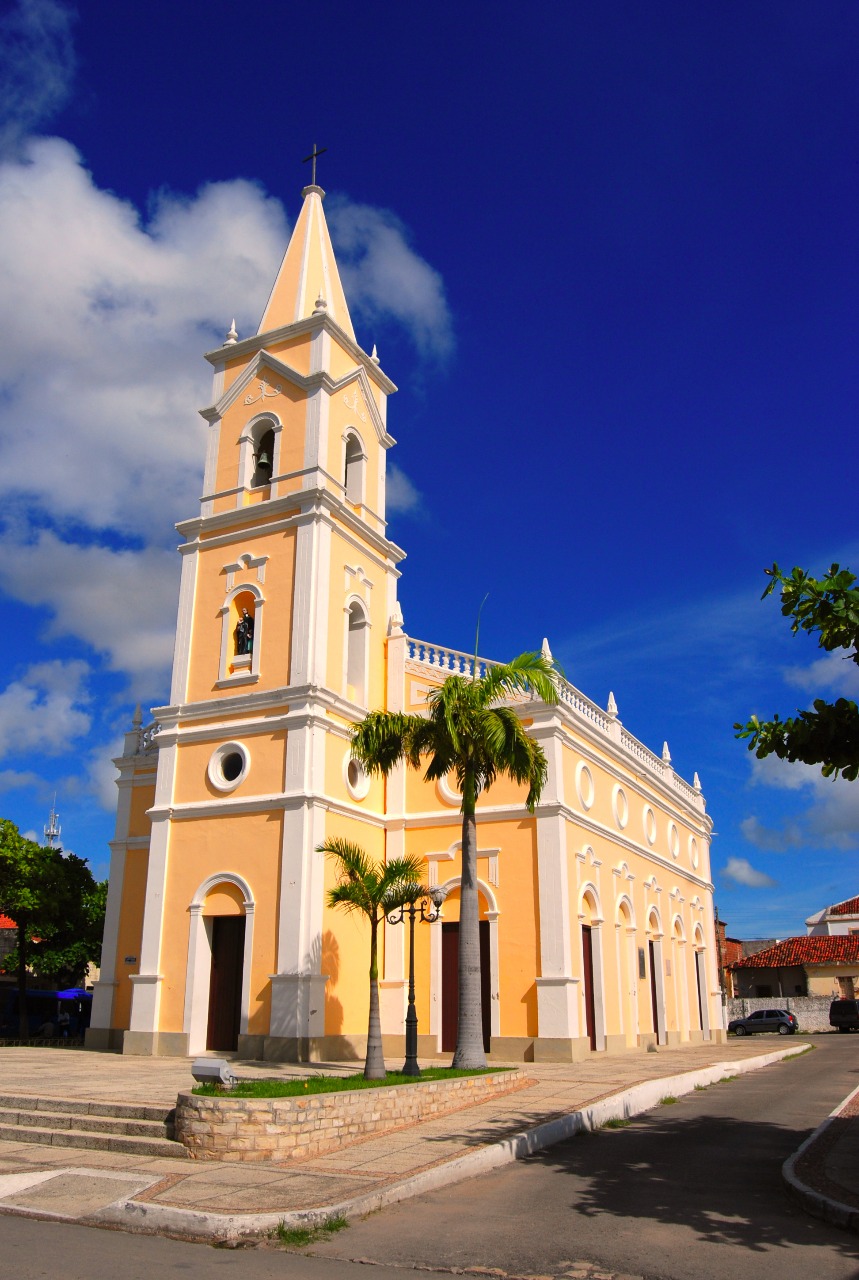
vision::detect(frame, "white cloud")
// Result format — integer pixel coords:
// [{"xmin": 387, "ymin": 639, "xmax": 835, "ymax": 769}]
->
[
  {"xmin": 0, "ymin": 0, "xmax": 75, "ymax": 155},
  {"xmin": 0, "ymin": 138, "xmax": 454, "ymax": 691},
  {"xmin": 386, "ymin": 464, "xmax": 423, "ymax": 515},
  {"xmin": 0, "ymin": 138, "xmax": 288, "ymax": 537},
  {"xmin": 743, "ymin": 753, "xmax": 859, "ymax": 852},
  {"xmin": 721, "ymin": 856, "xmax": 778, "ymax": 888},
  {"xmin": 740, "ymin": 815, "xmax": 803, "ymax": 853},
  {"xmin": 0, "ymin": 768, "xmax": 41, "ymax": 794},
  {"xmin": 0, "ymin": 531, "xmax": 178, "ymax": 691},
  {"xmin": 330, "ymin": 200, "xmax": 454, "ymax": 362},
  {"xmin": 784, "ymin": 651, "xmax": 859, "ymax": 698},
  {"xmin": 0, "ymin": 658, "xmax": 91, "ymax": 760},
  {"xmin": 62, "ymin": 735, "xmax": 124, "ymax": 812}
]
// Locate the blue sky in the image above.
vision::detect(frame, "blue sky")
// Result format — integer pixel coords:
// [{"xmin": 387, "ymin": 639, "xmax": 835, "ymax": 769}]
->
[{"xmin": 0, "ymin": 0, "xmax": 856, "ymax": 936}]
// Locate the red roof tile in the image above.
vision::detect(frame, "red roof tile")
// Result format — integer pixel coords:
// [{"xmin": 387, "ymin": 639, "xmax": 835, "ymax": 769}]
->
[
  {"xmin": 830, "ymin": 896, "xmax": 859, "ymax": 916},
  {"xmin": 729, "ymin": 936, "xmax": 859, "ymax": 969},
  {"xmin": 0, "ymin": 915, "xmax": 15, "ymax": 930}
]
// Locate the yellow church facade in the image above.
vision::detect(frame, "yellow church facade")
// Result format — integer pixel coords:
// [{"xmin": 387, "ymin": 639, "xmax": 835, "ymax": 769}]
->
[{"xmin": 87, "ymin": 182, "xmax": 724, "ymax": 1063}]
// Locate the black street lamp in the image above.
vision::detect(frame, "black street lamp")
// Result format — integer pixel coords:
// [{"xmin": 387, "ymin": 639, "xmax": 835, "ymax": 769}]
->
[{"xmin": 387, "ymin": 884, "xmax": 448, "ymax": 1076}]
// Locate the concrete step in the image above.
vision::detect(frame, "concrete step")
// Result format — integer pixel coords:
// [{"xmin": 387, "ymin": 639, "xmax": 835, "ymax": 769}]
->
[
  {"xmin": 0, "ymin": 1093, "xmax": 187, "ymax": 1158},
  {"xmin": 0, "ymin": 1093, "xmax": 174, "ymax": 1124},
  {"xmin": 0, "ymin": 1105, "xmax": 173, "ymax": 1139},
  {"xmin": 0, "ymin": 1119, "xmax": 189, "ymax": 1158}
]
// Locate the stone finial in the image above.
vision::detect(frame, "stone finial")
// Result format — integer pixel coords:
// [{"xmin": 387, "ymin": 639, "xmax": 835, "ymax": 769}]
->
[
  {"xmin": 132, "ymin": 703, "xmax": 143, "ymax": 728},
  {"xmin": 225, "ymin": 319, "xmax": 238, "ymax": 345},
  {"xmin": 541, "ymin": 637, "xmax": 553, "ymax": 663},
  {"xmin": 388, "ymin": 603, "xmax": 404, "ymax": 637},
  {"xmin": 662, "ymin": 741, "xmax": 672, "ymax": 765},
  {"xmin": 313, "ymin": 290, "xmax": 328, "ymax": 314},
  {"xmin": 606, "ymin": 691, "xmax": 618, "ymax": 719},
  {"xmin": 370, "ymin": 344, "xmax": 380, "ymax": 365},
  {"xmin": 693, "ymin": 771, "xmax": 702, "ymax": 792}
]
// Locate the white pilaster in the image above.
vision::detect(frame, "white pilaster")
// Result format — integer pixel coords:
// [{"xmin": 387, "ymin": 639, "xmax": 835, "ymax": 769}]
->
[{"xmin": 170, "ymin": 545, "xmax": 199, "ymax": 705}]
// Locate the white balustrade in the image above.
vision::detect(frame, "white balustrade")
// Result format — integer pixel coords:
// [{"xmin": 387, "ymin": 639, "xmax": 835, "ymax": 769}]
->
[{"xmin": 404, "ymin": 635, "xmax": 701, "ymax": 808}]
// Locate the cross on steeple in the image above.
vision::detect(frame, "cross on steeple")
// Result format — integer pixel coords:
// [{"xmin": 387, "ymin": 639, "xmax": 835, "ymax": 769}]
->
[{"xmin": 302, "ymin": 143, "xmax": 327, "ymax": 187}]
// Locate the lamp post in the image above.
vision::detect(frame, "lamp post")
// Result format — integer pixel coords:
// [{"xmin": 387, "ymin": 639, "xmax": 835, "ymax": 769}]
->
[{"xmin": 387, "ymin": 884, "xmax": 448, "ymax": 1076}]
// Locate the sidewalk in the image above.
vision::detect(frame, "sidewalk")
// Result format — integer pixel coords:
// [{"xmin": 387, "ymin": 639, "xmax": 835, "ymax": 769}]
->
[
  {"xmin": 0, "ymin": 1039, "xmax": 838, "ymax": 1241},
  {"xmin": 783, "ymin": 1080, "xmax": 859, "ymax": 1233}
]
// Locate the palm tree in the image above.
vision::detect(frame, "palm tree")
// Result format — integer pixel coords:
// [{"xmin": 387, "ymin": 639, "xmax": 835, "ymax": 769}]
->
[
  {"xmin": 319, "ymin": 838, "xmax": 425, "ymax": 1079},
  {"xmin": 351, "ymin": 650, "xmax": 560, "ymax": 1068}
]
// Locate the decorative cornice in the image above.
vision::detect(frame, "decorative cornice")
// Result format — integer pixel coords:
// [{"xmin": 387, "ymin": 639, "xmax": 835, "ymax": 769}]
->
[
  {"xmin": 175, "ymin": 485, "xmax": 407, "ymax": 569},
  {"xmin": 204, "ymin": 311, "xmax": 397, "ymax": 395},
  {"xmin": 200, "ymin": 349, "xmax": 396, "ymax": 450}
]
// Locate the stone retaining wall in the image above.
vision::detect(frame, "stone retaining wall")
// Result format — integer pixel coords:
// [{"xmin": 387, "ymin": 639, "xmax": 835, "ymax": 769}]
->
[{"xmin": 175, "ymin": 1069, "xmax": 530, "ymax": 1163}]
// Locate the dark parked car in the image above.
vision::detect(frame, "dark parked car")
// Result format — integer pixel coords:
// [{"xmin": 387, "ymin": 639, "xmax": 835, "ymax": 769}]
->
[
  {"xmin": 727, "ymin": 1008, "xmax": 798, "ymax": 1036},
  {"xmin": 829, "ymin": 998, "xmax": 859, "ymax": 1032}
]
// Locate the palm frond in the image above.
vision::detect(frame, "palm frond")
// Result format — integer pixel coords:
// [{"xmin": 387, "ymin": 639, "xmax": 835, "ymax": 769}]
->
[
  {"xmin": 480, "ymin": 651, "xmax": 561, "ymax": 707},
  {"xmin": 350, "ymin": 712, "xmax": 426, "ymax": 776}
]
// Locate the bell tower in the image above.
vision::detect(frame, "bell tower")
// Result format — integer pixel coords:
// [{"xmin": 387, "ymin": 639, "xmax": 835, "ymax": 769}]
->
[{"xmin": 117, "ymin": 181, "xmax": 406, "ymax": 1057}]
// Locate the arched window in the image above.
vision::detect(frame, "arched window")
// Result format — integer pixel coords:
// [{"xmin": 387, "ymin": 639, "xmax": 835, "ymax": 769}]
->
[
  {"xmin": 237, "ymin": 415, "xmax": 280, "ymax": 500},
  {"xmin": 217, "ymin": 583, "xmax": 264, "ymax": 687},
  {"xmin": 344, "ymin": 432, "xmax": 366, "ymax": 505},
  {"xmin": 252, "ymin": 428, "xmax": 274, "ymax": 488},
  {"xmin": 346, "ymin": 600, "xmax": 368, "ymax": 704},
  {"xmin": 233, "ymin": 591, "xmax": 255, "ymax": 658}
]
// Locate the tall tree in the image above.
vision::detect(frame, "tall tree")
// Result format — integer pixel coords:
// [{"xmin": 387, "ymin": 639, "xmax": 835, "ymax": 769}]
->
[
  {"xmin": 735, "ymin": 563, "xmax": 859, "ymax": 780},
  {"xmin": 351, "ymin": 651, "xmax": 559, "ymax": 1068},
  {"xmin": 0, "ymin": 819, "xmax": 104, "ymax": 1036},
  {"xmin": 319, "ymin": 838, "xmax": 424, "ymax": 1079}
]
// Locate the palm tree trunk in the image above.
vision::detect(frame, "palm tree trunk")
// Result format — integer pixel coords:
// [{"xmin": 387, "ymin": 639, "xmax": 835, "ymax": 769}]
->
[
  {"xmin": 452, "ymin": 776, "xmax": 487, "ymax": 1068},
  {"xmin": 364, "ymin": 915, "xmax": 386, "ymax": 1079}
]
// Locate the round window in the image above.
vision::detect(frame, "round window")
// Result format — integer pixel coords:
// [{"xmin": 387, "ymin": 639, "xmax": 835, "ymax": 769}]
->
[
  {"xmin": 343, "ymin": 753, "xmax": 371, "ymax": 801},
  {"xmin": 689, "ymin": 835, "xmax": 700, "ymax": 869},
  {"xmin": 612, "ymin": 784, "xmax": 628, "ymax": 829},
  {"xmin": 437, "ymin": 771, "xmax": 461, "ymax": 807},
  {"xmin": 207, "ymin": 741, "xmax": 250, "ymax": 793},
  {"xmin": 668, "ymin": 822, "xmax": 680, "ymax": 859},
  {"xmin": 643, "ymin": 805, "xmax": 657, "ymax": 846},
  {"xmin": 576, "ymin": 761, "xmax": 594, "ymax": 811}
]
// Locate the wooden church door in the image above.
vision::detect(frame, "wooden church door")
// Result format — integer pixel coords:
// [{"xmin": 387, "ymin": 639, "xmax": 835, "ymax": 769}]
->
[
  {"xmin": 206, "ymin": 916, "xmax": 245, "ymax": 1051},
  {"xmin": 441, "ymin": 921, "xmax": 491, "ymax": 1053}
]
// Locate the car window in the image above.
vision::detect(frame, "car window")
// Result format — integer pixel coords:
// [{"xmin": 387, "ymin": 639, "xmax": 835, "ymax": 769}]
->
[{"xmin": 750, "ymin": 1011, "xmax": 766, "ymax": 1019}]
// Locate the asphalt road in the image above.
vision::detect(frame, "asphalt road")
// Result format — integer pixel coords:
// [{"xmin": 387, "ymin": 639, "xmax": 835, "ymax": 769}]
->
[
  {"xmin": 1, "ymin": 1037, "xmax": 858, "ymax": 1280},
  {"xmin": 309, "ymin": 1034, "xmax": 859, "ymax": 1280}
]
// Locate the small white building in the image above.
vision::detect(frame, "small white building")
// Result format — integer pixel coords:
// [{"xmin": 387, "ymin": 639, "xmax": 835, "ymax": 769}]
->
[{"xmin": 806, "ymin": 895, "xmax": 859, "ymax": 937}]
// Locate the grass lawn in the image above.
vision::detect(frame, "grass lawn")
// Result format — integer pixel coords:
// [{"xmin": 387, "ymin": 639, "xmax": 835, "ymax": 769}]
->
[{"xmin": 193, "ymin": 1066, "xmax": 509, "ymax": 1098}]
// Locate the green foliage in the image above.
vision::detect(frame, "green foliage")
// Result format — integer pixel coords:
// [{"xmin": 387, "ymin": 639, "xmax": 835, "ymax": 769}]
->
[
  {"xmin": 0, "ymin": 819, "xmax": 105, "ymax": 1032},
  {"xmin": 351, "ymin": 651, "xmax": 560, "ymax": 813},
  {"xmin": 660, "ymin": 1095, "xmax": 678, "ymax": 1105},
  {"xmin": 350, "ymin": 649, "xmax": 561, "ymax": 1069},
  {"xmin": 321, "ymin": 839, "xmax": 425, "ymax": 926},
  {"xmin": 193, "ymin": 1065, "xmax": 506, "ymax": 1097},
  {"xmin": 318, "ymin": 839, "xmax": 425, "ymax": 1079},
  {"xmin": 601, "ymin": 1116, "xmax": 631, "ymax": 1128},
  {"xmin": 274, "ymin": 1216, "xmax": 348, "ymax": 1248},
  {"xmin": 735, "ymin": 563, "xmax": 859, "ymax": 780}
]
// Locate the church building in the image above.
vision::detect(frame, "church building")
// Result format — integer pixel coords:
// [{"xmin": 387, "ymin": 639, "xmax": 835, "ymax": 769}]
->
[{"xmin": 87, "ymin": 179, "xmax": 723, "ymax": 1062}]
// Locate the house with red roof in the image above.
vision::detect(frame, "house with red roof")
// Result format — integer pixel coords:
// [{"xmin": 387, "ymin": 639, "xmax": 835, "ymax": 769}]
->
[
  {"xmin": 727, "ymin": 934, "xmax": 859, "ymax": 1001},
  {"xmin": 806, "ymin": 896, "xmax": 859, "ymax": 937}
]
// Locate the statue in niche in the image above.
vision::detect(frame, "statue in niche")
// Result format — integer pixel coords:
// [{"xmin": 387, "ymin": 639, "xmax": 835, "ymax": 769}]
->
[{"xmin": 235, "ymin": 607, "xmax": 254, "ymax": 655}]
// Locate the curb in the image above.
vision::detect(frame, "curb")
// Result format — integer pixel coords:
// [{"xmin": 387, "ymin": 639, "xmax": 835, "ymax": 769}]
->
[
  {"xmin": 83, "ymin": 1042, "xmax": 810, "ymax": 1241},
  {"xmin": 782, "ymin": 1081, "xmax": 859, "ymax": 1234}
]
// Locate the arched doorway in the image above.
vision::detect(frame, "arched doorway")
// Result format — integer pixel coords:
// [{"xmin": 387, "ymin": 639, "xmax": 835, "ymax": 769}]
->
[
  {"xmin": 616, "ymin": 896, "xmax": 637, "ymax": 1048},
  {"xmin": 647, "ymin": 907, "xmax": 666, "ymax": 1046},
  {"xmin": 431, "ymin": 880, "xmax": 499, "ymax": 1054},
  {"xmin": 580, "ymin": 886, "xmax": 605, "ymax": 1051},
  {"xmin": 184, "ymin": 875, "xmax": 254, "ymax": 1055},
  {"xmin": 693, "ymin": 923, "xmax": 711, "ymax": 1041}
]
